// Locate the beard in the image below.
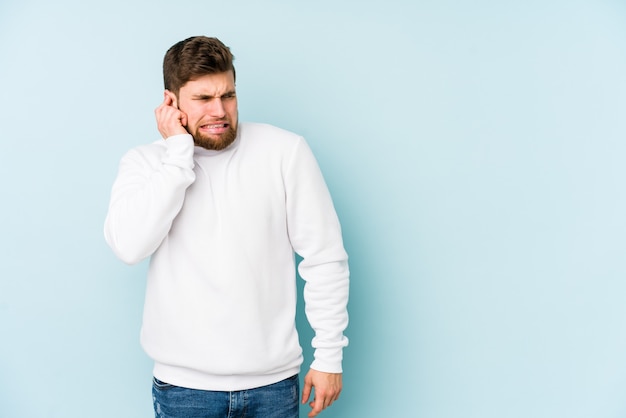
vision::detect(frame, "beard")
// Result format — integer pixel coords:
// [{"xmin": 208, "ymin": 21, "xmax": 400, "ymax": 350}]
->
[{"xmin": 192, "ymin": 122, "xmax": 238, "ymax": 151}]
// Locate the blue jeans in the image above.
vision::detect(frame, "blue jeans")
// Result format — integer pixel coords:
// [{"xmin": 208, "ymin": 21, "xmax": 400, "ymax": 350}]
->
[{"xmin": 152, "ymin": 374, "xmax": 300, "ymax": 418}]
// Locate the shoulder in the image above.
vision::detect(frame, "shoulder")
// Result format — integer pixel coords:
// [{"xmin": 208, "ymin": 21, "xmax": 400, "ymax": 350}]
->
[
  {"xmin": 238, "ymin": 122, "xmax": 304, "ymax": 147},
  {"xmin": 124, "ymin": 133, "xmax": 192, "ymax": 161},
  {"xmin": 235, "ymin": 123, "xmax": 315, "ymax": 170},
  {"xmin": 118, "ymin": 139, "xmax": 169, "ymax": 169},
  {"xmin": 124, "ymin": 139, "xmax": 163, "ymax": 155}
]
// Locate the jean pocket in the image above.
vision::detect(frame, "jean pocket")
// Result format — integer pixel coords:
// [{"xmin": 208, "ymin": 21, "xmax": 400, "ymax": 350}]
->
[{"xmin": 153, "ymin": 377, "xmax": 175, "ymax": 390}]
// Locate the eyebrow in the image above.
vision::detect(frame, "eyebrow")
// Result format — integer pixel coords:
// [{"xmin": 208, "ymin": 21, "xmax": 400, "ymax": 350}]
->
[{"xmin": 191, "ymin": 90, "xmax": 236, "ymax": 100}]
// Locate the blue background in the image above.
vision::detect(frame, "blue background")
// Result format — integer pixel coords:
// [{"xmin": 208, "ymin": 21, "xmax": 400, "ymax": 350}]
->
[{"xmin": 1, "ymin": 1, "xmax": 626, "ymax": 417}]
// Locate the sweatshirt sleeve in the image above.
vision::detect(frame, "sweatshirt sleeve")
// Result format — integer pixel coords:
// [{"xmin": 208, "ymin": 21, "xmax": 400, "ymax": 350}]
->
[
  {"xmin": 104, "ymin": 134, "xmax": 196, "ymax": 264},
  {"xmin": 284, "ymin": 137, "xmax": 350, "ymax": 373}
]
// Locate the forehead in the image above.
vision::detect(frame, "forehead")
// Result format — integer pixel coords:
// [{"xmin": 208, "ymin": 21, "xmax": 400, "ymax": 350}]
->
[{"xmin": 180, "ymin": 71, "xmax": 236, "ymax": 96}]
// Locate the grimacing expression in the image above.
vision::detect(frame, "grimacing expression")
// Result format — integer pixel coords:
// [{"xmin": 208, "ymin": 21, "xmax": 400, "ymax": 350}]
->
[{"xmin": 176, "ymin": 71, "xmax": 238, "ymax": 151}]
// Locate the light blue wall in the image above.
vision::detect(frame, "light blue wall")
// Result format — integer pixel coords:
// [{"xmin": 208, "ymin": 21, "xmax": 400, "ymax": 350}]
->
[{"xmin": 1, "ymin": 1, "xmax": 625, "ymax": 417}]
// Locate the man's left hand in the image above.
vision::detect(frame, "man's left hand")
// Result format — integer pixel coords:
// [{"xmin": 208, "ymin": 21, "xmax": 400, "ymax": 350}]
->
[{"xmin": 301, "ymin": 369, "xmax": 342, "ymax": 417}]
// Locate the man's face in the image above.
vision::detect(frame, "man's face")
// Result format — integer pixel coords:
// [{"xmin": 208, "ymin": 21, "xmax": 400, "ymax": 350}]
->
[{"xmin": 176, "ymin": 71, "xmax": 238, "ymax": 150}]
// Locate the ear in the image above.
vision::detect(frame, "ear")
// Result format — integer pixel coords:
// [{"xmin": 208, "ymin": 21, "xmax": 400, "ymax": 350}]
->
[{"xmin": 164, "ymin": 89, "xmax": 179, "ymax": 109}]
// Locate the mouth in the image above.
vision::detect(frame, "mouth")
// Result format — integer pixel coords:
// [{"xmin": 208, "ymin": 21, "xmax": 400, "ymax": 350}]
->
[{"xmin": 200, "ymin": 122, "xmax": 230, "ymax": 134}]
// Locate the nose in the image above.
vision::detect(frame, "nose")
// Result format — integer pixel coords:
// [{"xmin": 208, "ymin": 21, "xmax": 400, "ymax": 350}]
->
[{"xmin": 208, "ymin": 98, "xmax": 226, "ymax": 118}]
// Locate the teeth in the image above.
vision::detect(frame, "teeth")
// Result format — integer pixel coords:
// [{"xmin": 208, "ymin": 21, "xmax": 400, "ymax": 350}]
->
[{"xmin": 206, "ymin": 124, "xmax": 225, "ymax": 128}]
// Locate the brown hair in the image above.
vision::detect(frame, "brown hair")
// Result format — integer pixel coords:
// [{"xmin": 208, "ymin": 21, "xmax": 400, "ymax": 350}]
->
[{"xmin": 163, "ymin": 36, "xmax": 236, "ymax": 95}]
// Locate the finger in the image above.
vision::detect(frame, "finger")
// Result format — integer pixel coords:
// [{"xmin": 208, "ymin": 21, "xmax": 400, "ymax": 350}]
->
[
  {"xmin": 307, "ymin": 400, "xmax": 323, "ymax": 417},
  {"xmin": 162, "ymin": 92, "xmax": 172, "ymax": 105},
  {"xmin": 301, "ymin": 380, "xmax": 312, "ymax": 404},
  {"xmin": 164, "ymin": 90, "xmax": 178, "ymax": 108},
  {"xmin": 308, "ymin": 401, "xmax": 320, "ymax": 418},
  {"xmin": 312, "ymin": 396, "xmax": 325, "ymax": 416}
]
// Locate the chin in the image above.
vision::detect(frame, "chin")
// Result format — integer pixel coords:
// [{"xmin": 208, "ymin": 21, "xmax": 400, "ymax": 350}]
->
[{"xmin": 194, "ymin": 127, "xmax": 237, "ymax": 151}]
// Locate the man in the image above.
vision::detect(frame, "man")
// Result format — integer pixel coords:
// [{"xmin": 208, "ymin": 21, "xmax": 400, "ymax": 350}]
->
[{"xmin": 104, "ymin": 36, "xmax": 350, "ymax": 418}]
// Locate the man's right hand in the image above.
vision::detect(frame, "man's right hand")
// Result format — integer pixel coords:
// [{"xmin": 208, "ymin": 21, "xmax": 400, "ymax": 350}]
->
[{"xmin": 155, "ymin": 90, "xmax": 189, "ymax": 139}]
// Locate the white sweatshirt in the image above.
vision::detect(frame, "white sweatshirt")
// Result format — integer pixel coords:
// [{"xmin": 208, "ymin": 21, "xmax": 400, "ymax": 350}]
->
[{"xmin": 104, "ymin": 123, "xmax": 349, "ymax": 391}]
